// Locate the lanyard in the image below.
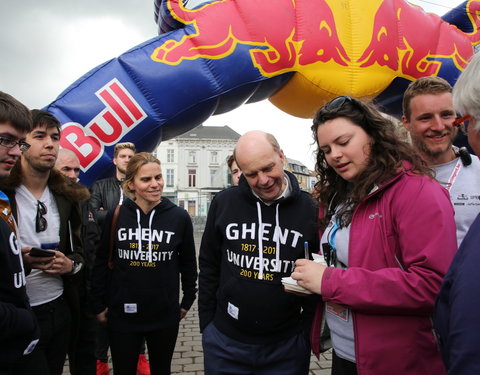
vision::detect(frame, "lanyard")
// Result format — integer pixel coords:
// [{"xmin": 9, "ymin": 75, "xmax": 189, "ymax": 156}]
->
[
  {"xmin": 445, "ymin": 158, "xmax": 462, "ymax": 192},
  {"xmin": 328, "ymin": 222, "xmax": 339, "ymax": 249}
]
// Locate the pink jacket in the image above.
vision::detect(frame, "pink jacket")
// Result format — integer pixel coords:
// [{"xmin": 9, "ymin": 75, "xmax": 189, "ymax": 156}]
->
[{"xmin": 311, "ymin": 167, "xmax": 457, "ymax": 375}]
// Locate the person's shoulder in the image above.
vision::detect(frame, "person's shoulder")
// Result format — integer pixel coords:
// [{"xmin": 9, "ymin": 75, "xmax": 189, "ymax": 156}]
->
[
  {"xmin": 467, "ymin": 154, "xmax": 480, "ymax": 168},
  {"xmin": 91, "ymin": 177, "xmax": 116, "ymax": 188},
  {"xmin": 49, "ymin": 170, "xmax": 90, "ymax": 202},
  {"xmin": 215, "ymin": 186, "xmax": 242, "ymax": 201},
  {"xmin": 382, "ymin": 170, "xmax": 439, "ymax": 200}
]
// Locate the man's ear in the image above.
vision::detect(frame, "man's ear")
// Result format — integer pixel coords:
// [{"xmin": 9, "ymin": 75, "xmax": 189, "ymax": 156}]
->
[{"xmin": 401, "ymin": 116, "xmax": 411, "ymax": 132}]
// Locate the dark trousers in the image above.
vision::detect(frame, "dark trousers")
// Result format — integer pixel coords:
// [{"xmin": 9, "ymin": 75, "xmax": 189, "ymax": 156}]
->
[
  {"xmin": 331, "ymin": 350, "xmax": 357, "ymax": 375},
  {"xmin": 108, "ymin": 325, "xmax": 179, "ymax": 375},
  {"xmin": 95, "ymin": 322, "xmax": 110, "ymax": 362},
  {"xmin": 13, "ymin": 296, "xmax": 71, "ymax": 375},
  {"xmin": 95, "ymin": 322, "xmax": 147, "ymax": 362},
  {"xmin": 68, "ymin": 306, "xmax": 96, "ymax": 375},
  {"xmin": 202, "ymin": 323, "xmax": 310, "ymax": 375}
]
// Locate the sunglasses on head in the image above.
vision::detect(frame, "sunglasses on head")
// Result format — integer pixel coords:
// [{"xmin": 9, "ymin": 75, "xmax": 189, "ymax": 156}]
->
[
  {"xmin": 324, "ymin": 95, "xmax": 355, "ymax": 111},
  {"xmin": 36, "ymin": 200, "xmax": 47, "ymax": 232}
]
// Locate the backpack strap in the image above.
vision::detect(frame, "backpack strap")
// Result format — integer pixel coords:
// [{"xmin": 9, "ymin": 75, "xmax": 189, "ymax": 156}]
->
[{"xmin": 108, "ymin": 205, "xmax": 121, "ymax": 270}]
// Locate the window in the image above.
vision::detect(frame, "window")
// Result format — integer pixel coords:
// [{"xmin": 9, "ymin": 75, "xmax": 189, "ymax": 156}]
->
[
  {"xmin": 210, "ymin": 169, "xmax": 217, "ymax": 186},
  {"xmin": 187, "ymin": 200, "xmax": 196, "ymax": 216},
  {"xmin": 188, "ymin": 169, "xmax": 196, "ymax": 187},
  {"xmin": 188, "ymin": 150, "xmax": 196, "ymax": 164},
  {"xmin": 167, "ymin": 149, "xmax": 174, "ymax": 163},
  {"xmin": 166, "ymin": 169, "xmax": 174, "ymax": 187},
  {"xmin": 210, "ymin": 151, "xmax": 218, "ymax": 164}
]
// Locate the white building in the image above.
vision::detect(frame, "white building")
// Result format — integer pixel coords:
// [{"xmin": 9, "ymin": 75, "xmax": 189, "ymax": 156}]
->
[{"xmin": 155, "ymin": 125, "xmax": 241, "ymax": 216}]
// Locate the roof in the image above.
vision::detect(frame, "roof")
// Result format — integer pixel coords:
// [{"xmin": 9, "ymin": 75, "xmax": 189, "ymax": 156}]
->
[
  {"xmin": 177, "ymin": 125, "xmax": 241, "ymax": 141},
  {"xmin": 286, "ymin": 157, "xmax": 306, "ymax": 167}
]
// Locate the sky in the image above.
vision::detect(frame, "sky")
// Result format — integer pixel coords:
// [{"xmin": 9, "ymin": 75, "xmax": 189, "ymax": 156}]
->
[{"xmin": 0, "ymin": 0, "xmax": 466, "ymax": 170}]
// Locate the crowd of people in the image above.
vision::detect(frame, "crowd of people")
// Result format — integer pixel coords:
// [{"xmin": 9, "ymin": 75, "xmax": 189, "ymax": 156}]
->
[{"xmin": 1, "ymin": 52, "xmax": 480, "ymax": 375}]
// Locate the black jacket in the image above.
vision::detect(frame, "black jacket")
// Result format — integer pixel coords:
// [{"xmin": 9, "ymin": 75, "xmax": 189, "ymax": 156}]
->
[
  {"xmin": 0, "ymin": 191, "xmax": 39, "ymax": 367},
  {"xmin": 91, "ymin": 197, "xmax": 198, "ymax": 333},
  {"xmin": 0, "ymin": 166, "xmax": 88, "ymax": 362},
  {"xmin": 198, "ymin": 171, "xmax": 318, "ymax": 344},
  {"xmin": 89, "ymin": 177, "xmax": 123, "ymax": 227}
]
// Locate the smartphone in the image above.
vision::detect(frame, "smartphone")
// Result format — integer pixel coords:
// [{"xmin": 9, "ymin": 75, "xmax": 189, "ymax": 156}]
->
[{"xmin": 29, "ymin": 247, "xmax": 55, "ymax": 258}]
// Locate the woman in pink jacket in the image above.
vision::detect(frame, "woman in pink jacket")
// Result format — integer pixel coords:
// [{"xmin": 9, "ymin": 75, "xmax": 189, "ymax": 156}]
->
[{"xmin": 292, "ymin": 96, "xmax": 457, "ymax": 375}]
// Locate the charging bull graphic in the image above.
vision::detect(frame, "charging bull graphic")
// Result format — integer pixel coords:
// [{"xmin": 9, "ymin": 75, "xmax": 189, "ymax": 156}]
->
[
  {"xmin": 45, "ymin": 0, "xmax": 480, "ymax": 185},
  {"xmin": 152, "ymin": 0, "xmax": 350, "ymax": 74}
]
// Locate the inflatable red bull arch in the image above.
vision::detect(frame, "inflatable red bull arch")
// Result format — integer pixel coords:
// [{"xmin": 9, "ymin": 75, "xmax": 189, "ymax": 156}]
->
[{"xmin": 44, "ymin": 0, "xmax": 480, "ymax": 185}]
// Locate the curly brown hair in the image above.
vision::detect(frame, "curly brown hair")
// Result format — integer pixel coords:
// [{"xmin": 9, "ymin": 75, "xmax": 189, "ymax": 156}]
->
[{"xmin": 312, "ymin": 96, "xmax": 432, "ymax": 229}]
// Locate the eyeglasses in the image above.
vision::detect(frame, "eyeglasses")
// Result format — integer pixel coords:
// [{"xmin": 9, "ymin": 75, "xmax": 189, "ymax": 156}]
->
[
  {"xmin": 453, "ymin": 114, "xmax": 472, "ymax": 127},
  {"xmin": 35, "ymin": 200, "xmax": 47, "ymax": 232},
  {"xmin": 0, "ymin": 136, "xmax": 30, "ymax": 152},
  {"xmin": 324, "ymin": 95, "xmax": 355, "ymax": 111}
]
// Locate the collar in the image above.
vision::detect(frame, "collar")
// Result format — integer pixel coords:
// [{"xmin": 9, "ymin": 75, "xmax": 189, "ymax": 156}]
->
[{"xmin": 252, "ymin": 175, "xmax": 291, "ymax": 206}]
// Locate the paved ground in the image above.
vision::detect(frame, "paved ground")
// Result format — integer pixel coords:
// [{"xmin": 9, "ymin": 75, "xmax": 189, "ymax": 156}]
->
[
  {"xmin": 170, "ymin": 300, "xmax": 333, "ymax": 375},
  {"xmin": 63, "ymin": 228, "xmax": 333, "ymax": 374}
]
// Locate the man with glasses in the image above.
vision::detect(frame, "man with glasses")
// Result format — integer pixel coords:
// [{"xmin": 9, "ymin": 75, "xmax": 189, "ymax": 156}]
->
[
  {"xmin": 402, "ymin": 76, "xmax": 480, "ymax": 246},
  {"xmin": 0, "ymin": 109, "xmax": 87, "ymax": 375},
  {"xmin": 0, "ymin": 91, "xmax": 40, "ymax": 374}
]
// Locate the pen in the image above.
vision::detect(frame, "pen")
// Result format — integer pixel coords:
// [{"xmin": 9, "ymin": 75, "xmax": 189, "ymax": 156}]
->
[{"xmin": 304, "ymin": 241, "xmax": 309, "ymax": 260}]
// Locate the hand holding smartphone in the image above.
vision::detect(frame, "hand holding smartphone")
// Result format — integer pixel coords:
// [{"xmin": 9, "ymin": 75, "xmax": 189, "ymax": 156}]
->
[{"xmin": 29, "ymin": 247, "xmax": 56, "ymax": 258}]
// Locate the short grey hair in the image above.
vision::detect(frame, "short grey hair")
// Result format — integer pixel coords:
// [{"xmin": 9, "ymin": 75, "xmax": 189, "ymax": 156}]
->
[{"xmin": 453, "ymin": 53, "xmax": 480, "ymax": 130}]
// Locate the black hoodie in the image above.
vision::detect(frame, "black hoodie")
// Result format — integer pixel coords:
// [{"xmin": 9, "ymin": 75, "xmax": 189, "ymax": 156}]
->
[
  {"xmin": 0, "ymin": 192, "xmax": 39, "ymax": 368},
  {"xmin": 91, "ymin": 197, "xmax": 198, "ymax": 332},
  {"xmin": 199, "ymin": 171, "xmax": 318, "ymax": 344}
]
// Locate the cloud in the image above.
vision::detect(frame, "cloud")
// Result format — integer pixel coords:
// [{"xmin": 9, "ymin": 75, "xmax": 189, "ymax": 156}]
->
[{"xmin": 0, "ymin": 0, "xmax": 155, "ymax": 108}]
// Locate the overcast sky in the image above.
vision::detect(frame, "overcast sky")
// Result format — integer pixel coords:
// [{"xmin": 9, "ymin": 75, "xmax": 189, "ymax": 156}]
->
[{"xmin": 0, "ymin": 0, "xmax": 465, "ymax": 169}]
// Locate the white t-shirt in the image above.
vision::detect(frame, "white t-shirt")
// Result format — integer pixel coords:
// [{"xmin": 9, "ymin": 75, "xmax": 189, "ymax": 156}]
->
[
  {"xmin": 432, "ymin": 155, "xmax": 480, "ymax": 246},
  {"xmin": 321, "ymin": 213, "xmax": 355, "ymax": 363},
  {"xmin": 16, "ymin": 185, "xmax": 63, "ymax": 306}
]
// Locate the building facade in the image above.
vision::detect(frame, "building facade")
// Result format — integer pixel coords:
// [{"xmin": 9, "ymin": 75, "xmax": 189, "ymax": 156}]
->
[
  {"xmin": 154, "ymin": 125, "xmax": 240, "ymax": 216},
  {"xmin": 285, "ymin": 158, "xmax": 316, "ymax": 192}
]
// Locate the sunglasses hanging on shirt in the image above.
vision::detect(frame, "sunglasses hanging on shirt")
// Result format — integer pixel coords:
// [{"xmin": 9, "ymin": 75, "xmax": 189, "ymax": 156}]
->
[{"xmin": 36, "ymin": 200, "xmax": 48, "ymax": 232}]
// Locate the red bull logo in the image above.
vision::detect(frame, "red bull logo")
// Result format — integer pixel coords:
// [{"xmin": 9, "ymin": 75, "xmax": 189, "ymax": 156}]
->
[
  {"xmin": 60, "ymin": 79, "xmax": 147, "ymax": 171},
  {"xmin": 151, "ymin": 0, "xmax": 480, "ymax": 117}
]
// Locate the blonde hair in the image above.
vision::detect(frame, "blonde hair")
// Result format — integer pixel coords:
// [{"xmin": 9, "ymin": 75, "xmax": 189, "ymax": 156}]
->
[
  {"xmin": 114, "ymin": 142, "xmax": 136, "ymax": 158},
  {"xmin": 122, "ymin": 152, "xmax": 160, "ymax": 198}
]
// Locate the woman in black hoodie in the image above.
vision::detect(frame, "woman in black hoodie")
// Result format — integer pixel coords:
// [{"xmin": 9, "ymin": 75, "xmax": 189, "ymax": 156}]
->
[{"xmin": 91, "ymin": 152, "xmax": 198, "ymax": 375}]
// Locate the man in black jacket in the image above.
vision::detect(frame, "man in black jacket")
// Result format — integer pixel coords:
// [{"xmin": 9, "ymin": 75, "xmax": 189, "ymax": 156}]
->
[
  {"xmin": 0, "ymin": 91, "xmax": 39, "ymax": 374},
  {"xmin": 89, "ymin": 142, "xmax": 135, "ymax": 227},
  {"xmin": 199, "ymin": 131, "xmax": 318, "ymax": 375},
  {"xmin": 55, "ymin": 148, "xmax": 98, "ymax": 375}
]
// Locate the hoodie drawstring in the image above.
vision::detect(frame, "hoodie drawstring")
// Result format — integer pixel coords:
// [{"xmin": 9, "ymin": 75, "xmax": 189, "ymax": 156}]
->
[
  {"xmin": 256, "ymin": 201, "xmax": 281, "ymax": 279},
  {"xmin": 256, "ymin": 202, "xmax": 264, "ymax": 280},
  {"xmin": 274, "ymin": 204, "xmax": 281, "ymax": 272},
  {"xmin": 135, "ymin": 208, "xmax": 156, "ymax": 263},
  {"xmin": 148, "ymin": 209, "xmax": 156, "ymax": 263},
  {"xmin": 135, "ymin": 209, "xmax": 142, "ymax": 260}
]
